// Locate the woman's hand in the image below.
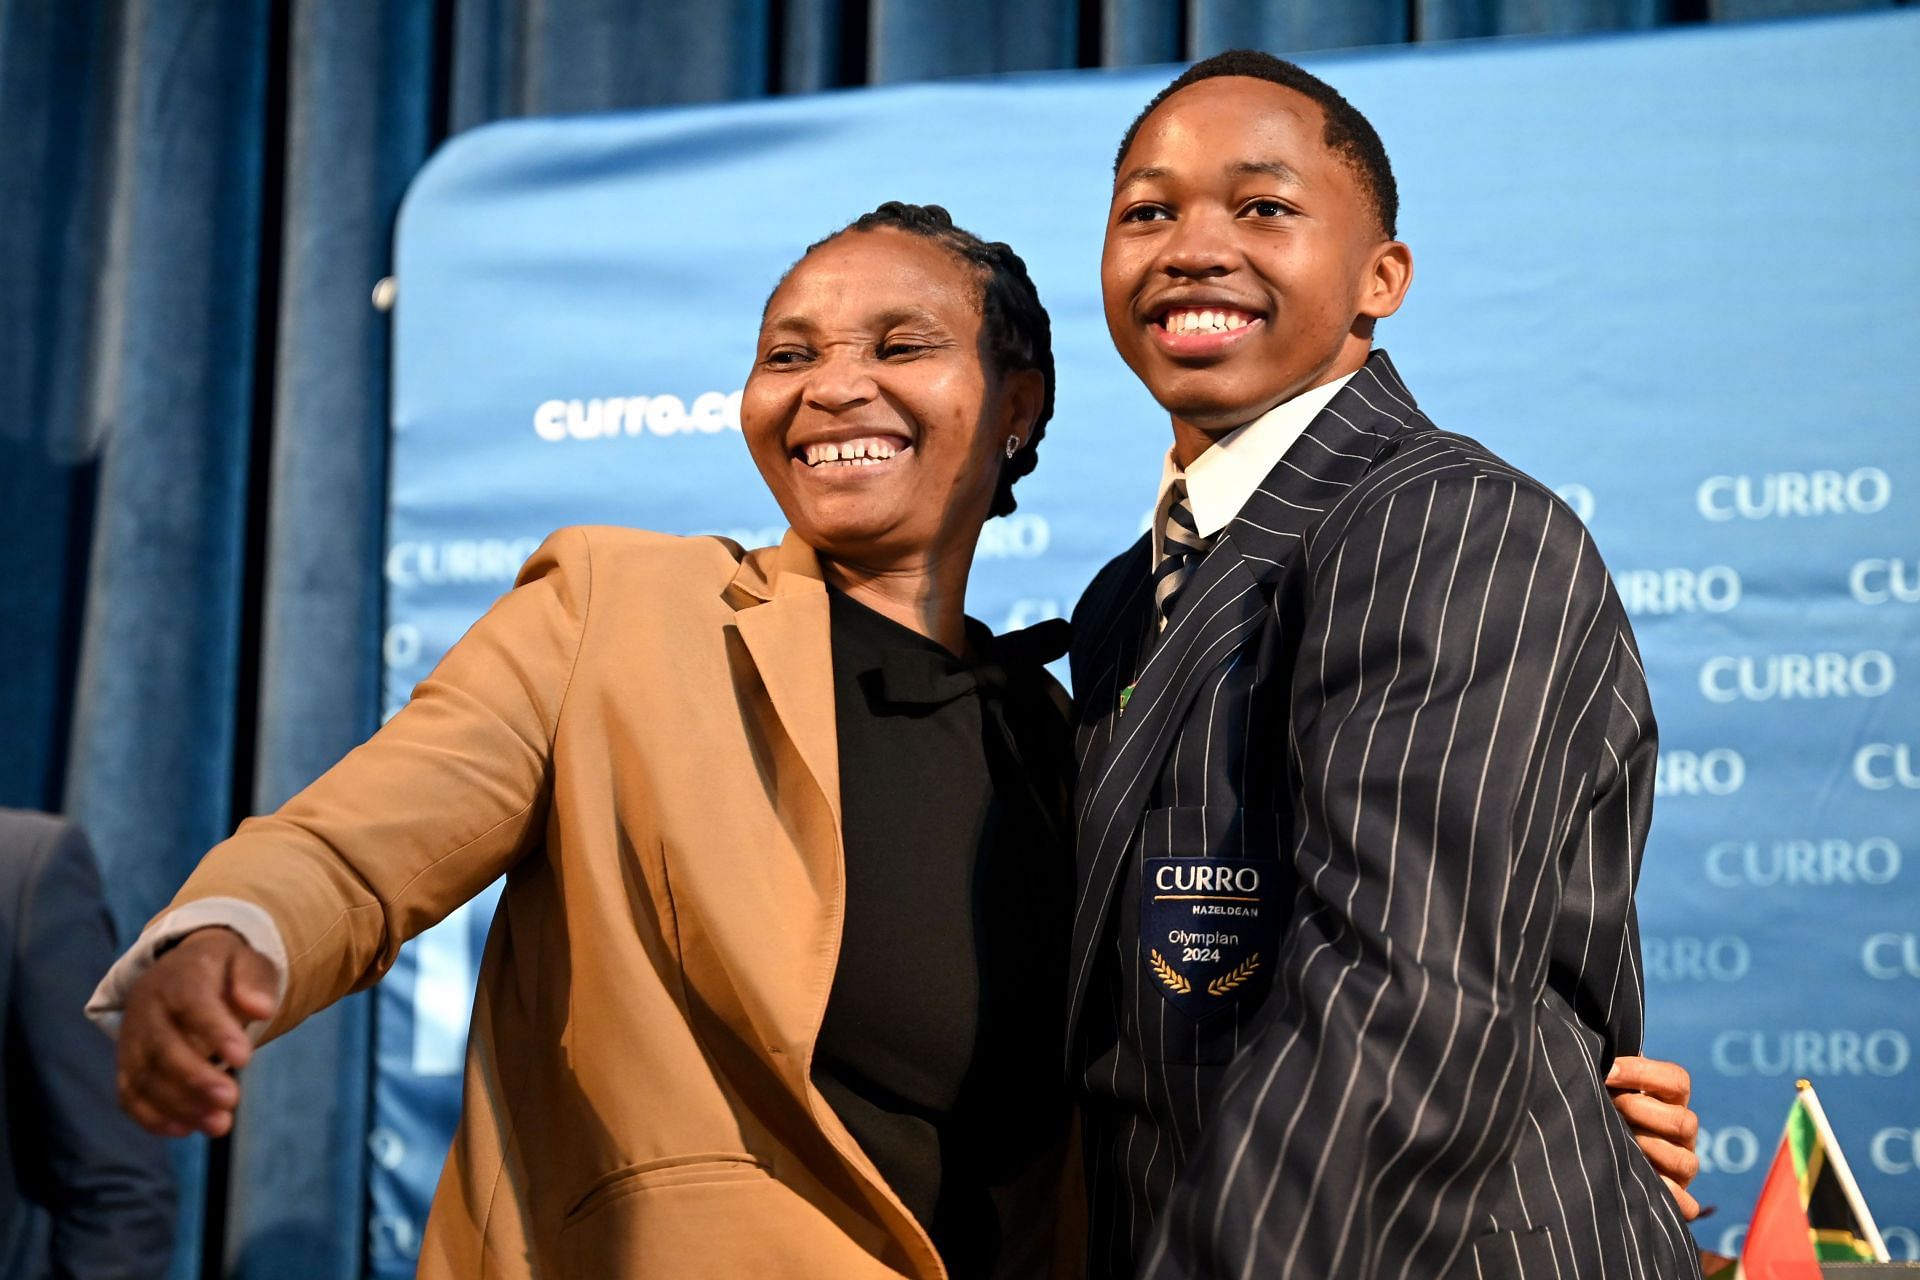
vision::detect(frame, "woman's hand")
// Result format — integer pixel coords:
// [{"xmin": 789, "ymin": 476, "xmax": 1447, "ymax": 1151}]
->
[
  {"xmin": 116, "ymin": 928, "xmax": 278, "ymax": 1138},
  {"xmin": 1608, "ymin": 1055, "xmax": 1702, "ymax": 1219}
]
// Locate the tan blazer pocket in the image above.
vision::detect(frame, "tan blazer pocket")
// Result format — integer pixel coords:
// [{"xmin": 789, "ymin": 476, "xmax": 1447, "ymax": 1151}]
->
[
  {"xmin": 558, "ymin": 1155, "xmax": 903, "ymax": 1279},
  {"xmin": 563, "ymin": 1152, "xmax": 768, "ymax": 1225},
  {"xmin": 1452, "ymin": 1226, "xmax": 1559, "ymax": 1279}
]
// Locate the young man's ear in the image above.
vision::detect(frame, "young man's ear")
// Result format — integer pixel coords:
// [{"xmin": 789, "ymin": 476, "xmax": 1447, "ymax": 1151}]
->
[{"xmin": 1358, "ymin": 240, "xmax": 1414, "ymax": 322}]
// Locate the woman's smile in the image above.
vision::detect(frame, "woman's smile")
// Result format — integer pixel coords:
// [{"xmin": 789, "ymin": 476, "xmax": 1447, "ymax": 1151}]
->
[{"xmin": 793, "ymin": 433, "xmax": 914, "ymax": 469}]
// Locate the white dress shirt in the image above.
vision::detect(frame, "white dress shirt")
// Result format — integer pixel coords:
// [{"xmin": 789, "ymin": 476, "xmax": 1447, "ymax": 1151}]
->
[{"xmin": 1152, "ymin": 371, "xmax": 1355, "ymax": 571}]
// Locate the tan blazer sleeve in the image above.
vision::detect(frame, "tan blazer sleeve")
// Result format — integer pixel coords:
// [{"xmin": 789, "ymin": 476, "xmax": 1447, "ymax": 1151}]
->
[{"xmin": 166, "ymin": 525, "xmax": 592, "ymax": 1042}]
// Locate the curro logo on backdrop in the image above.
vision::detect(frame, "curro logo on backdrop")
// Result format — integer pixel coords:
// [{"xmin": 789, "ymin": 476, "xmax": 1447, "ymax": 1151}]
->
[
  {"xmin": 531, "ymin": 390, "xmax": 742, "ymax": 440},
  {"xmin": 371, "ymin": 9, "xmax": 1920, "ymax": 1272}
]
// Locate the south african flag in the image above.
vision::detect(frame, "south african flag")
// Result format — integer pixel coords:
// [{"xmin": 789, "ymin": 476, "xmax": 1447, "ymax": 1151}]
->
[{"xmin": 1710, "ymin": 1080, "xmax": 1889, "ymax": 1280}]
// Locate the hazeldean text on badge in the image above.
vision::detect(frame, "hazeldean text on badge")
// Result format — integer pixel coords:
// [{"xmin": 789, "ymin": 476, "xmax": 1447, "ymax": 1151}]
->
[{"xmin": 1141, "ymin": 855, "xmax": 1278, "ymax": 1018}]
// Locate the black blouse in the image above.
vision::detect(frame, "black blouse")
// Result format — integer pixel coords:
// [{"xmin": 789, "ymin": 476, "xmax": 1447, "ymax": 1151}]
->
[{"xmin": 812, "ymin": 588, "xmax": 1076, "ymax": 1279}]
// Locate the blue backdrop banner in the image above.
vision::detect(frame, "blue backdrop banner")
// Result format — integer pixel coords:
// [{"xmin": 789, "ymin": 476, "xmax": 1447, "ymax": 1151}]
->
[{"xmin": 374, "ymin": 10, "xmax": 1920, "ymax": 1270}]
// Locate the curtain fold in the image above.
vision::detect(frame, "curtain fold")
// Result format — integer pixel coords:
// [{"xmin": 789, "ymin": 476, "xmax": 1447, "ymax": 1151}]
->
[
  {"xmin": 218, "ymin": 4, "xmax": 438, "ymax": 1277},
  {"xmin": 1190, "ymin": 0, "xmax": 1410, "ymax": 54},
  {"xmin": 1714, "ymin": 0, "xmax": 1892, "ymax": 14},
  {"xmin": 54, "ymin": 3, "xmax": 274, "ymax": 1277},
  {"xmin": 0, "ymin": 1, "xmax": 117, "ymax": 811},
  {"xmin": 1419, "ymin": 0, "xmax": 1663, "ymax": 39},
  {"xmin": 780, "ymin": 0, "xmax": 860, "ymax": 91},
  {"xmin": 870, "ymin": 0, "xmax": 1079, "ymax": 81},
  {"xmin": 1103, "ymin": 0, "xmax": 1185, "ymax": 64},
  {"xmin": 1, "ymin": 0, "xmax": 1880, "ymax": 1275},
  {"xmin": 452, "ymin": 0, "xmax": 772, "ymax": 125}
]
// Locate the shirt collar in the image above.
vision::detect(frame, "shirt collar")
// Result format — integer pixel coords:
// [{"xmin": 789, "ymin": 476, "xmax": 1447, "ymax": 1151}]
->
[{"xmin": 1154, "ymin": 371, "xmax": 1356, "ymax": 558}]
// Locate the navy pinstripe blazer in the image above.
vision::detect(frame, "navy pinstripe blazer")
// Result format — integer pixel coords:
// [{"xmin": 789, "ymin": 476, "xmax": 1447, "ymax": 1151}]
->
[{"xmin": 1066, "ymin": 352, "xmax": 1700, "ymax": 1280}]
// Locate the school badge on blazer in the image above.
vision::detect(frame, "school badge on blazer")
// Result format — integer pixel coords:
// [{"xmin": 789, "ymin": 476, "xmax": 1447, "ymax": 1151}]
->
[{"xmin": 1140, "ymin": 851, "xmax": 1280, "ymax": 1019}]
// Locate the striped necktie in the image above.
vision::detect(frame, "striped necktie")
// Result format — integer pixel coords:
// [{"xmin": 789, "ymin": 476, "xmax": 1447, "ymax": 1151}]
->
[{"xmin": 1152, "ymin": 480, "xmax": 1211, "ymax": 629}]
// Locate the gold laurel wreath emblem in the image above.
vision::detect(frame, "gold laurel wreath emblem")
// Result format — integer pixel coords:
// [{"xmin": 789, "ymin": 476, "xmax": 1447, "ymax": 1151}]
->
[
  {"xmin": 1148, "ymin": 948, "xmax": 1191, "ymax": 995},
  {"xmin": 1206, "ymin": 952, "xmax": 1262, "ymax": 997}
]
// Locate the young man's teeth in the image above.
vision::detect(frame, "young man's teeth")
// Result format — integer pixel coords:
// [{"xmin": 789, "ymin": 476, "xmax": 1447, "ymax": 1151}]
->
[{"xmin": 1166, "ymin": 309, "xmax": 1252, "ymax": 335}]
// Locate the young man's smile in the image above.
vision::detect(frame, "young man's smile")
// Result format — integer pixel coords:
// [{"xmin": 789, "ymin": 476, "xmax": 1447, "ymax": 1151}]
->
[{"xmin": 1147, "ymin": 299, "xmax": 1267, "ymax": 356}]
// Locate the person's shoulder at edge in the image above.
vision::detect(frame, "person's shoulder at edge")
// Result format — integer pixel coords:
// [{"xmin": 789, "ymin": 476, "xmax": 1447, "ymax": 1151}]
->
[
  {"xmin": 0, "ymin": 807, "xmax": 73, "ymax": 878},
  {"xmin": 529, "ymin": 523, "xmax": 761, "ymax": 607},
  {"xmin": 548, "ymin": 523, "xmax": 751, "ymax": 572},
  {"xmin": 1313, "ymin": 418, "xmax": 1604, "ymax": 560},
  {"xmin": 1070, "ymin": 532, "xmax": 1152, "ymax": 630}
]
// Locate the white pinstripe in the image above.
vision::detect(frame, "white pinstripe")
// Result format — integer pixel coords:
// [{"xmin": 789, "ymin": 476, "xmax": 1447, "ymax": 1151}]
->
[
  {"xmin": 1521, "ymin": 1115, "xmax": 1572, "ymax": 1280},
  {"xmin": 1540, "ymin": 1018, "xmax": 1614, "ymax": 1274},
  {"xmin": 1361, "ymin": 483, "xmax": 1497, "ymax": 1268}
]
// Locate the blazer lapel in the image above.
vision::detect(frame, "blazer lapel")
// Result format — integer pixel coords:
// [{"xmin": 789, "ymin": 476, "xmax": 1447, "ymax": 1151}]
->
[
  {"xmin": 1063, "ymin": 350, "xmax": 1421, "ymax": 1052},
  {"xmin": 1065, "ymin": 539, "xmax": 1267, "ymax": 1054},
  {"xmin": 724, "ymin": 535, "xmax": 949, "ymax": 1280},
  {"xmin": 1069, "ymin": 537, "xmax": 1153, "ymax": 770},
  {"xmin": 726, "ymin": 531, "xmax": 840, "ymax": 828}
]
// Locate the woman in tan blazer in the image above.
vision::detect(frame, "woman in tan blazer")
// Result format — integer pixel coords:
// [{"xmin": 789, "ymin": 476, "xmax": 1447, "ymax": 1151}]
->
[
  {"xmin": 102, "ymin": 203, "xmax": 1080, "ymax": 1279},
  {"xmin": 99, "ymin": 203, "xmax": 1700, "ymax": 1278}
]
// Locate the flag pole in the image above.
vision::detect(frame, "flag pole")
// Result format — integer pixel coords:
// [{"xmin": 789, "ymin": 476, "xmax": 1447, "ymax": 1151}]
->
[{"xmin": 1795, "ymin": 1079, "xmax": 1891, "ymax": 1262}]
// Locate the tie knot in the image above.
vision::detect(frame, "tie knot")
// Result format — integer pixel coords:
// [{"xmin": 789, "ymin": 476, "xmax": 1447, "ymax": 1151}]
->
[
  {"xmin": 1154, "ymin": 482, "xmax": 1211, "ymax": 627},
  {"xmin": 1163, "ymin": 483, "xmax": 1208, "ymax": 551}
]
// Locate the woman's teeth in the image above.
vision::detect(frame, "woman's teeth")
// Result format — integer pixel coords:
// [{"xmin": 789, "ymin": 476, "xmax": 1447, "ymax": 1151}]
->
[
  {"xmin": 802, "ymin": 437, "xmax": 904, "ymax": 467},
  {"xmin": 1162, "ymin": 308, "xmax": 1256, "ymax": 335}
]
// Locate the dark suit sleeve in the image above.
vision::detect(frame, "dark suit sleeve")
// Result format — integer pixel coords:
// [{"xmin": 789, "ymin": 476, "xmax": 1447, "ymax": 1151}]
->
[
  {"xmin": 1140, "ymin": 475, "xmax": 1620, "ymax": 1279},
  {"xmin": 13, "ymin": 823, "xmax": 177, "ymax": 1277}
]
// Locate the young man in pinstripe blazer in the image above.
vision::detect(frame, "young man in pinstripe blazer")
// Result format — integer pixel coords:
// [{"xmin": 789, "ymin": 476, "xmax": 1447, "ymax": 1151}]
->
[{"xmin": 1067, "ymin": 52, "xmax": 1705, "ymax": 1278}]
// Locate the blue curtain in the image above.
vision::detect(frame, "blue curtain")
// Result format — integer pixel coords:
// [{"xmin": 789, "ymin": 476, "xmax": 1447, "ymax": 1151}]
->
[{"xmin": 0, "ymin": 0, "xmax": 1898, "ymax": 1275}]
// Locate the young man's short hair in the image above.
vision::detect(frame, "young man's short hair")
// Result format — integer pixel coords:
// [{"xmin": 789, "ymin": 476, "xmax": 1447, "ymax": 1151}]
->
[{"xmin": 1115, "ymin": 49, "xmax": 1400, "ymax": 240}]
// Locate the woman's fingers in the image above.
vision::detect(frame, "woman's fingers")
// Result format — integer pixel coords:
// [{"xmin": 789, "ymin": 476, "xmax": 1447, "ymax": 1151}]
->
[
  {"xmin": 120, "ymin": 1046, "xmax": 239, "ymax": 1137},
  {"xmin": 1608, "ymin": 1054, "xmax": 1692, "ymax": 1105},
  {"xmin": 1634, "ymin": 1131, "xmax": 1702, "ymax": 1188},
  {"xmin": 1609, "ymin": 1054, "xmax": 1702, "ymax": 1201},
  {"xmin": 119, "ymin": 1046, "xmax": 229, "ymax": 1136},
  {"xmin": 224, "ymin": 944, "xmax": 280, "ymax": 1047},
  {"xmin": 168, "ymin": 970, "xmax": 254, "ymax": 1070},
  {"xmin": 1661, "ymin": 1174, "xmax": 1703, "ymax": 1222},
  {"xmin": 117, "ymin": 929, "xmax": 264, "ymax": 1137},
  {"xmin": 121, "ymin": 1012, "xmax": 236, "ymax": 1133},
  {"xmin": 1612, "ymin": 1059, "xmax": 1704, "ymax": 1205},
  {"xmin": 150, "ymin": 1018, "xmax": 239, "ymax": 1108},
  {"xmin": 1611, "ymin": 1087, "xmax": 1700, "ymax": 1146},
  {"xmin": 117, "ymin": 1082, "xmax": 193, "ymax": 1140}
]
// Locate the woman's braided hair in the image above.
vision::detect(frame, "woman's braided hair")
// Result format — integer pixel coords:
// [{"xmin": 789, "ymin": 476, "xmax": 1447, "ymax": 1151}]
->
[{"xmin": 799, "ymin": 202, "xmax": 1055, "ymax": 518}]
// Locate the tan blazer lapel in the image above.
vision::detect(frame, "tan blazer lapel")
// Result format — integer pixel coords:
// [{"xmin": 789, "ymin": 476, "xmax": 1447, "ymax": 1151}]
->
[
  {"xmin": 725, "ymin": 534, "xmax": 945, "ymax": 1276},
  {"xmin": 728, "ymin": 531, "xmax": 840, "ymax": 826}
]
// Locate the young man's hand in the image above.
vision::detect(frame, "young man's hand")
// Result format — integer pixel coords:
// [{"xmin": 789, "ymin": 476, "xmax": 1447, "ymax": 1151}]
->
[
  {"xmin": 116, "ymin": 928, "xmax": 278, "ymax": 1138},
  {"xmin": 1608, "ymin": 1055, "xmax": 1702, "ymax": 1219}
]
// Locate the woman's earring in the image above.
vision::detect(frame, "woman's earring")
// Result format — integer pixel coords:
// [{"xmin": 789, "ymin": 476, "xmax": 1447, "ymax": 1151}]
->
[{"xmin": 1004, "ymin": 435, "xmax": 1020, "ymax": 459}]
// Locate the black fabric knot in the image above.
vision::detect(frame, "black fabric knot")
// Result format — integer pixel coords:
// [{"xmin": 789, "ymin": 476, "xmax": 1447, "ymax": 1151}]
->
[
  {"xmin": 875, "ymin": 617, "xmax": 1071, "ymax": 708},
  {"xmin": 878, "ymin": 648, "xmax": 1001, "ymax": 707}
]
